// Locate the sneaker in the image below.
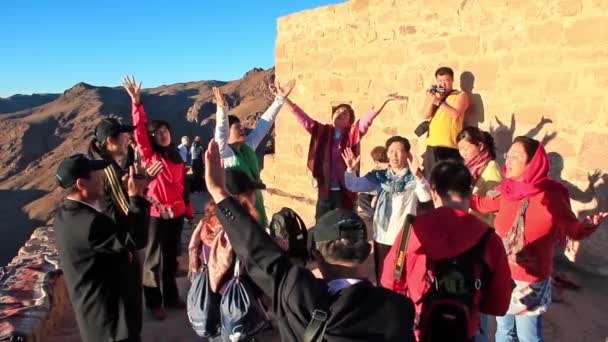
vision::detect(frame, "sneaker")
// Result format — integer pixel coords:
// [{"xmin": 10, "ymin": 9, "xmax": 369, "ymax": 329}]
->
[
  {"xmin": 149, "ymin": 307, "xmax": 167, "ymax": 320},
  {"xmin": 165, "ymin": 298, "xmax": 187, "ymax": 309}
]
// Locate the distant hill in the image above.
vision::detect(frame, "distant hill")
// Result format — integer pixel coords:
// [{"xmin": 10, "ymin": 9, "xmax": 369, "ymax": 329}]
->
[{"xmin": 0, "ymin": 67, "xmax": 275, "ymax": 264}]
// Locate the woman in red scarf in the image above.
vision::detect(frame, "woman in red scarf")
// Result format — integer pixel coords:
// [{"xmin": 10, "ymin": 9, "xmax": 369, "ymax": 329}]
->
[
  {"xmin": 457, "ymin": 127, "xmax": 502, "ymax": 225},
  {"xmin": 471, "ymin": 136, "xmax": 607, "ymax": 342}
]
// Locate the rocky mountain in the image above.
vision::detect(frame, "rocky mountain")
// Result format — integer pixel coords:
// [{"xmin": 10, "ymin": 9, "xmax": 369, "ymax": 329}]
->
[{"xmin": 0, "ymin": 67, "xmax": 275, "ymax": 264}]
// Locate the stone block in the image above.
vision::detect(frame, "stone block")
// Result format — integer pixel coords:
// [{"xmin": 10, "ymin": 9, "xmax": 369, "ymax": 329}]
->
[
  {"xmin": 448, "ymin": 35, "xmax": 480, "ymax": 55},
  {"xmin": 527, "ymin": 21, "xmax": 564, "ymax": 44},
  {"xmin": 554, "ymin": 0, "xmax": 583, "ymax": 16},
  {"xmin": 416, "ymin": 40, "xmax": 446, "ymax": 54},
  {"xmin": 565, "ymin": 17, "xmax": 608, "ymax": 47},
  {"xmin": 578, "ymin": 131, "xmax": 608, "ymax": 170}
]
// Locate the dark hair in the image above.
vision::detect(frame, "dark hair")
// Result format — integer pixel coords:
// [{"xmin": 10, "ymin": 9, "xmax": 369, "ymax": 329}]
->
[
  {"xmin": 316, "ymin": 239, "xmax": 371, "ymax": 264},
  {"xmin": 370, "ymin": 146, "xmax": 388, "ymax": 163},
  {"xmin": 87, "ymin": 138, "xmax": 107, "ymax": 158},
  {"xmin": 512, "ymin": 136, "xmax": 540, "ymax": 164},
  {"xmin": 147, "ymin": 120, "xmax": 183, "ymax": 164},
  {"xmin": 385, "ymin": 136, "xmax": 411, "ymax": 152},
  {"xmin": 435, "ymin": 66, "xmax": 454, "ymax": 78},
  {"xmin": 457, "ymin": 127, "xmax": 497, "ymax": 159},
  {"xmin": 228, "ymin": 115, "xmax": 241, "ymax": 128},
  {"xmin": 332, "ymin": 104, "xmax": 355, "ymax": 125},
  {"xmin": 430, "ymin": 160, "xmax": 472, "ymax": 199}
]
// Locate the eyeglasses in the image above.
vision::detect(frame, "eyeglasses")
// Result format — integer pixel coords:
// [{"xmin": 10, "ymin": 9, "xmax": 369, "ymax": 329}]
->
[{"xmin": 503, "ymin": 153, "xmax": 525, "ymax": 162}]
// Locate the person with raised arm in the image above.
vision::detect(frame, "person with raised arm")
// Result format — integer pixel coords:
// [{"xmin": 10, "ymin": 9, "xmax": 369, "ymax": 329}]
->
[
  {"xmin": 204, "ymin": 138, "xmax": 416, "ymax": 342},
  {"xmin": 470, "ymin": 136, "xmax": 608, "ymax": 342},
  {"xmin": 122, "ymin": 76, "xmax": 194, "ymax": 320},
  {"xmin": 212, "ymin": 79, "xmax": 295, "ymax": 227},
  {"xmin": 283, "ymin": 93, "xmax": 402, "ymax": 220}
]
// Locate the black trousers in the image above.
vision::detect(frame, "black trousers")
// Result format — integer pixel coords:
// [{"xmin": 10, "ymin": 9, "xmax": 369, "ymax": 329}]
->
[
  {"xmin": 423, "ymin": 145, "xmax": 462, "ymax": 179},
  {"xmin": 315, "ymin": 190, "xmax": 346, "ymax": 221},
  {"xmin": 191, "ymin": 158, "xmax": 204, "ymax": 192},
  {"xmin": 373, "ymin": 241, "xmax": 392, "ymax": 284},
  {"xmin": 142, "ymin": 216, "xmax": 184, "ymax": 309}
]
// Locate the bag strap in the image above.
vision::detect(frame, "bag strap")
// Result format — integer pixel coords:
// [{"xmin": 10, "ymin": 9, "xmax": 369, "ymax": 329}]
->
[
  {"xmin": 427, "ymin": 89, "xmax": 459, "ymax": 132},
  {"xmin": 233, "ymin": 258, "xmax": 241, "ymax": 278},
  {"xmin": 304, "ymin": 294, "xmax": 331, "ymax": 342},
  {"xmin": 394, "ymin": 214, "xmax": 415, "ymax": 280}
]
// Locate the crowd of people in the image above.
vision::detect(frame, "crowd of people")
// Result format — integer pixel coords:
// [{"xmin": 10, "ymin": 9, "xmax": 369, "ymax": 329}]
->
[{"xmin": 51, "ymin": 67, "xmax": 607, "ymax": 342}]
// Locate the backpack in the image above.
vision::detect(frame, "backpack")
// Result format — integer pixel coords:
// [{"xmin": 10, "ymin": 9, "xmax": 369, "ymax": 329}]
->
[
  {"xmin": 220, "ymin": 259, "xmax": 271, "ymax": 341},
  {"xmin": 418, "ymin": 229, "xmax": 493, "ymax": 342},
  {"xmin": 269, "ymin": 207, "xmax": 308, "ymax": 263},
  {"xmin": 186, "ymin": 252, "xmax": 222, "ymax": 338}
]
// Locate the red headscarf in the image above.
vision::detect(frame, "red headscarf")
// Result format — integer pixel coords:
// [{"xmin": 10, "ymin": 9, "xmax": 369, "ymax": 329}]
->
[{"xmin": 498, "ymin": 143, "xmax": 568, "ymax": 201}]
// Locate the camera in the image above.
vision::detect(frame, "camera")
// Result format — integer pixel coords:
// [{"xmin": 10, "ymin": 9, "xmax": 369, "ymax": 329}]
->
[{"xmin": 429, "ymin": 85, "xmax": 446, "ymax": 94}]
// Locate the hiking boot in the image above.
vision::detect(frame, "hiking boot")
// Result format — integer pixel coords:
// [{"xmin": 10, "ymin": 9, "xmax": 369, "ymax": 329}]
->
[
  {"xmin": 149, "ymin": 307, "xmax": 167, "ymax": 320},
  {"xmin": 165, "ymin": 298, "xmax": 187, "ymax": 309}
]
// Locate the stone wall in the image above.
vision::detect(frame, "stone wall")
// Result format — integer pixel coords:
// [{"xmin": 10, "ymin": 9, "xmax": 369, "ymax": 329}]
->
[
  {"xmin": 262, "ymin": 0, "xmax": 608, "ymax": 273},
  {"xmin": 0, "ymin": 227, "xmax": 70, "ymax": 342}
]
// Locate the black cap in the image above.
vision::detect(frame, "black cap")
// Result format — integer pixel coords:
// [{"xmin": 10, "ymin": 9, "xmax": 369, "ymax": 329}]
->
[
  {"xmin": 313, "ymin": 209, "xmax": 367, "ymax": 242},
  {"xmin": 225, "ymin": 168, "xmax": 266, "ymax": 195},
  {"xmin": 94, "ymin": 118, "xmax": 136, "ymax": 142},
  {"xmin": 55, "ymin": 154, "xmax": 111, "ymax": 189}
]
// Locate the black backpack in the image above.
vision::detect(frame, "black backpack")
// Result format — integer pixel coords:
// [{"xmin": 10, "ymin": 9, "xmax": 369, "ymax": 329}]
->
[
  {"xmin": 269, "ymin": 207, "xmax": 308, "ymax": 263},
  {"xmin": 418, "ymin": 229, "xmax": 493, "ymax": 342}
]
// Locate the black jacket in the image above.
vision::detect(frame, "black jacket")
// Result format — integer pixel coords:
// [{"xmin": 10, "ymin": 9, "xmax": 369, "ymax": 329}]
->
[
  {"xmin": 53, "ymin": 197, "xmax": 149, "ymax": 342},
  {"xmin": 216, "ymin": 197, "xmax": 416, "ymax": 342},
  {"xmin": 88, "ymin": 147, "xmax": 133, "ymax": 223}
]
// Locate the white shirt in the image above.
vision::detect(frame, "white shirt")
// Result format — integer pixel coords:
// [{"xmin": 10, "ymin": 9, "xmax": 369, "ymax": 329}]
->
[
  {"xmin": 215, "ymin": 96, "xmax": 285, "ymax": 168},
  {"xmin": 67, "ymin": 197, "xmax": 101, "ymax": 212},
  {"xmin": 344, "ymin": 169, "xmax": 431, "ymax": 245}
]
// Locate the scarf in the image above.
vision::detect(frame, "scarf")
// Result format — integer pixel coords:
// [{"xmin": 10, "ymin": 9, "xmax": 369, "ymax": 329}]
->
[
  {"xmin": 199, "ymin": 218, "xmax": 234, "ymax": 292},
  {"xmin": 499, "ymin": 143, "xmax": 570, "ymax": 254},
  {"xmin": 307, "ymin": 122, "xmax": 361, "ymax": 208},
  {"xmin": 366, "ymin": 168, "xmax": 416, "ymax": 233},
  {"xmin": 466, "ymin": 149, "xmax": 493, "ymax": 185},
  {"xmin": 498, "ymin": 144, "xmax": 568, "ymax": 201}
]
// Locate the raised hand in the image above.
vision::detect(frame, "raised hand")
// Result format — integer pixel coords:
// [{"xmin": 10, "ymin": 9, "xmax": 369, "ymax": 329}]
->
[
  {"xmin": 272, "ymin": 79, "xmax": 296, "ymax": 98},
  {"xmin": 588, "ymin": 170, "xmax": 601, "ymax": 185},
  {"xmin": 125, "ymin": 164, "xmax": 148, "ymax": 197},
  {"xmin": 341, "ymin": 147, "xmax": 361, "ymax": 171},
  {"xmin": 212, "ymin": 87, "xmax": 227, "ymax": 108},
  {"xmin": 121, "ymin": 75, "xmax": 142, "ymax": 105},
  {"xmin": 407, "ymin": 153, "xmax": 423, "ymax": 179},
  {"xmin": 205, "ymin": 139, "xmax": 228, "ymax": 202},
  {"xmin": 582, "ymin": 212, "xmax": 608, "ymax": 230}
]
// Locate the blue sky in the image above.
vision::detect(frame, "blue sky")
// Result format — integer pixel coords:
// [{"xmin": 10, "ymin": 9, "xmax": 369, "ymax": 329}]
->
[{"xmin": 0, "ymin": 0, "xmax": 344, "ymax": 97}]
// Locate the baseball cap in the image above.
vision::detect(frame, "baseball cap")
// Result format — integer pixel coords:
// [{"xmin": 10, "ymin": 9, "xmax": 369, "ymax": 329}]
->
[
  {"xmin": 55, "ymin": 154, "xmax": 111, "ymax": 189},
  {"xmin": 225, "ymin": 168, "xmax": 266, "ymax": 195},
  {"xmin": 313, "ymin": 209, "xmax": 367, "ymax": 243},
  {"xmin": 94, "ymin": 118, "xmax": 136, "ymax": 142}
]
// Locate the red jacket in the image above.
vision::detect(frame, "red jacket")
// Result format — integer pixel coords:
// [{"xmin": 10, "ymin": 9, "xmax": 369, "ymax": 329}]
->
[
  {"xmin": 381, "ymin": 207, "xmax": 512, "ymax": 338},
  {"xmin": 131, "ymin": 103, "xmax": 193, "ymax": 219},
  {"xmin": 471, "ymin": 188, "xmax": 595, "ymax": 283}
]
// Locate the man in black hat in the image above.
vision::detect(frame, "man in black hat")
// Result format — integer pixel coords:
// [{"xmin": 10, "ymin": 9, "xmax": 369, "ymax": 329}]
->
[
  {"xmin": 53, "ymin": 153, "xmax": 150, "ymax": 342},
  {"xmin": 203, "ymin": 139, "xmax": 416, "ymax": 342},
  {"xmin": 88, "ymin": 117, "xmax": 162, "ymax": 222}
]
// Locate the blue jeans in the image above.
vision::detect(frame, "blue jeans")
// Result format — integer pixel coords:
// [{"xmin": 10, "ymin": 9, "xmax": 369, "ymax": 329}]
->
[
  {"xmin": 495, "ymin": 314, "xmax": 543, "ymax": 342},
  {"xmin": 475, "ymin": 314, "xmax": 489, "ymax": 342}
]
